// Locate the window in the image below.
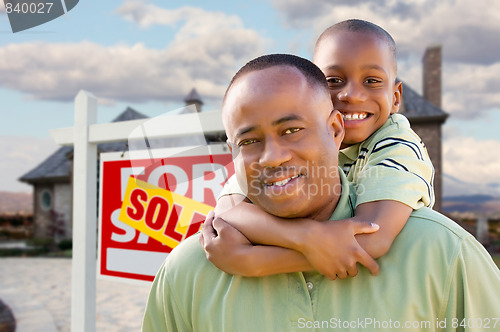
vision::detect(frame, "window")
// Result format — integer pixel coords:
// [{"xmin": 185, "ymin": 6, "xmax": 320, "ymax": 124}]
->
[{"xmin": 40, "ymin": 190, "xmax": 52, "ymax": 211}]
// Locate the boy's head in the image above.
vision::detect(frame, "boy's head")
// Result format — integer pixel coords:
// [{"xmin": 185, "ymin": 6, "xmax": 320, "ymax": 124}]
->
[
  {"xmin": 222, "ymin": 54, "xmax": 344, "ymax": 220},
  {"xmin": 313, "ymin": 19, "xmax": 402, "ymax": 148}
]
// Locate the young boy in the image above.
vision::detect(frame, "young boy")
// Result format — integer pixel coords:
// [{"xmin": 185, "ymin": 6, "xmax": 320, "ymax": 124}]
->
[{"xmin": 201, "ymin": 19, "xmax": 434, "ymax": 280}]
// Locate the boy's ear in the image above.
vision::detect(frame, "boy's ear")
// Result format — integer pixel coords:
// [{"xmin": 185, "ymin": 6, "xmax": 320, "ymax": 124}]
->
[
  {"xmin": 391, "ymin": 80, "xmax": 403, "ymax": 114},
  {"xmin": 328, "ymin": 110, "xmax": 345, "ymax": 148}
]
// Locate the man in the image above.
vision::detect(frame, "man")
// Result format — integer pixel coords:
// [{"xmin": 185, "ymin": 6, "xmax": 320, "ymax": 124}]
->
[{"xmin": 142, "ymin": 54, "xmax": 500, "ymax": 331}]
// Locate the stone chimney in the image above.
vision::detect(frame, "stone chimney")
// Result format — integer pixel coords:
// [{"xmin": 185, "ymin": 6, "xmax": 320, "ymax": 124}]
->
[
  {"xmin": 422, "ymin": 45, "xmax": 442, "ymax": 108},
  {"xmin": 184, "ymin": 88, "xmax": 204, "ymax": 112}
]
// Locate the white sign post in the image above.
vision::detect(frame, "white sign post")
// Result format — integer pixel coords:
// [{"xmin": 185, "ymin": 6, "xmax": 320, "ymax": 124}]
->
[
  {"xmin": 50, "ymin": 90, "xmax": 225, "ymax": 332},
  {"xmin": 71, "ymin": 90, "xmax": 98, "ymax": 332}
]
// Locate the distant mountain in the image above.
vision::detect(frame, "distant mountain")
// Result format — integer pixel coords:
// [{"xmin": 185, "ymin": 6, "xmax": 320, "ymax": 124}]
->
[
  {"xmin": 443, "ymin": 174, "xmax": 500, "ymax": 197},
  {"xmin": 442, "ymin": 196, "xmax": 500, "ymax": 215},
  {"xmin": 0, "ymin": 191, "xmax": 32, "ymax": 215},
  {"xmin": 443, "ymin": 194, "xmax": 495, "ymax": 204},
  {"xmin": 442, "ymin": 174, "xmax": 500, "ymax": 216}
]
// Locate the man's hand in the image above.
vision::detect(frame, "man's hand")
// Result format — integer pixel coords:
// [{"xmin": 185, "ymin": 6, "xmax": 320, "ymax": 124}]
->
[
  {"xmin": 299, "ymin": 219, "xmax": 380, "ymax": 280},
  {"xmin": 200, "ymin": 211, "xmax": 256, "ymax": 276}
]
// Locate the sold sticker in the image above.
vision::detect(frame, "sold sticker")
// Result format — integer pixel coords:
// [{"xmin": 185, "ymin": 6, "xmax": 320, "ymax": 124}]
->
[{"xmin": 119, "ymin": 177, "xmax": 213, "ymax": 248}]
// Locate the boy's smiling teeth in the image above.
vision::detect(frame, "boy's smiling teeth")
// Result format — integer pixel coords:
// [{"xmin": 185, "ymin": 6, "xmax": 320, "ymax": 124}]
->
[
  {"xmin": 342, "ymin": 112, "xmax": 368, "ymax": 120},
  {"xmin": 265, "ymin": 174, "xmax": 301, "ymax": 187}
]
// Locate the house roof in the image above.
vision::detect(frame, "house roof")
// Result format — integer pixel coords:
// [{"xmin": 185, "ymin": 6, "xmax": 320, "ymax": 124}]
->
[
  {"xmin": 19, "ymin": 145, "xmax": 74, "ymax": 184},
  {"xmin": 111, "ymin": 107, "xmax": 148, "ymax": 122},
  {"xmin": 19, "ymin": 107, "xmax": 148, "ymax": 184},
  {"xmin": 184, "ymin": 88, "xmax": 203, "ymax": 105},
  {"xmin": 400, "ymin": 81, "xmax": 448, "ymax": 124}
]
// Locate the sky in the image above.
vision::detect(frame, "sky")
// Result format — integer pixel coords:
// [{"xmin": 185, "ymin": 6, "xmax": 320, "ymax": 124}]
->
[{"xmin": 1, "ymin": 0, "xmax": 500, "ymax": 193}]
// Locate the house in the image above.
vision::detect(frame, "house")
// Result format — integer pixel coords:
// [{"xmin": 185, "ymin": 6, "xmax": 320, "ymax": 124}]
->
[{"xmin": 20, "ymin": 46, "xmax": 449, "ymax": 241}]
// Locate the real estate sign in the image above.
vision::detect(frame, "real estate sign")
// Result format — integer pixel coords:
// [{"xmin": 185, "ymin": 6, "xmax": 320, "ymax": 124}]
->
[{"xmin": 97, "ymin": 144, "xmax": 234, "ymax": 283}]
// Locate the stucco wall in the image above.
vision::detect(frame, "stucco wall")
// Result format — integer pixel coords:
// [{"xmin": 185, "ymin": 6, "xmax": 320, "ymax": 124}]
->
[
  {"xmin": 33, "ymin": 184, "xmax": 54, "ymax": 238},
  {"xmin": 33, "ymin": 183, "xmax": 72, "ymax": 240},
  {"xmin": 54, "ymin": 183, "xmax": 72, "ymax": 239}
]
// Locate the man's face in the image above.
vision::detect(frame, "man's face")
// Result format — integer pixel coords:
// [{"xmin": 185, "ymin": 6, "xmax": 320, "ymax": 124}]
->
[
  {"xmin": 314, "ymin": 31, "xmax": 402, "ymax": 149},
  {"xmin": 223, "ymin": 66, "xmax": 344, "ymax": 220}
]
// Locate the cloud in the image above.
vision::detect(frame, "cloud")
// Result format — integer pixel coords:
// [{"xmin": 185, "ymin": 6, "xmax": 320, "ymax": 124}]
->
[
  {"xmin": 442, "ymin": 62, "xmax": 500, "ymax": 118},
  {"xmin": 116, "ymin": 1, "xmax": 242, "ymax": 32},
  {"xmin": 0, "ymin": 136, "xmax": 59, "ymax": 192},
  {"xmin": 443, "ymin": 136, "xmax": 500, "ymax": 187},
  {"xmin": 270, "ymin": 0, "xmax": 334, "ymax": 28},
  {"xmin": 272, "ymin": 0, "xmax": 500, "ymax": 65},
  {"xmin": 0, "ymin": 4, "xmax": 265, "ymax": 104}
]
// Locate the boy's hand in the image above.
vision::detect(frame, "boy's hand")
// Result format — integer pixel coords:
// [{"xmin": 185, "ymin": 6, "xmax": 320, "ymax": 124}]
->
[
  {"xmin": 300, "ymin": 220, "xmax": 380, "ymax": 280},
  {"xmin": 200, "ymin": 211, "xmax": 255, "ymax": 276}
]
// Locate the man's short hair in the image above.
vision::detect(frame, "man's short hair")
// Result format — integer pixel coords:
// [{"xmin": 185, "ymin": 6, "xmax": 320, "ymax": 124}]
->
[
  {"xmin": 315, "ymin": 19, "xmax": 397, "ymax": 72},
  {"xmin": 223, "ymin": 54, "xmax": 329, "ymax": 104}
]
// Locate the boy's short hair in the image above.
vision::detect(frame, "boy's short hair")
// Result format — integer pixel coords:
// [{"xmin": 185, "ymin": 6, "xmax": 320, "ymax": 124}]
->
[
  {"xmin": 223, "ymin": 54, "xmax": 329, "ymax": 104},
  {"xmin": 315, "ymin": 19, "xmax": 397, "ymax": 73}
]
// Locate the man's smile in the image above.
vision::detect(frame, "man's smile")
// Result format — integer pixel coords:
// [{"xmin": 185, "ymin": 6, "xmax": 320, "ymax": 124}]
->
[{"xmin": 263, "ymin": 174, "xmax": 303, "ymax": 187}]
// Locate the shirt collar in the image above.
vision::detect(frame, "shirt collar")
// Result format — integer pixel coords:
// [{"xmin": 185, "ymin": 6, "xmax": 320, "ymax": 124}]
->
[
  {"xmin": 329, "ymin": 168, "xmax": 356, "ymax": 221},
  {"xmin": 339, "ymin": 144, "xmax": 361, "ymax": 162}
]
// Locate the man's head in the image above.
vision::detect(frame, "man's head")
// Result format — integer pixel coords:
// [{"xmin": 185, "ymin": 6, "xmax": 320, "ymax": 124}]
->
[
  {"xmin": 313, "ymin": 19, "xmax": 402, "ymax": 148},
  {"xmin": 222, "ymin": 54, "xmax": 344, "ymax": 221}
]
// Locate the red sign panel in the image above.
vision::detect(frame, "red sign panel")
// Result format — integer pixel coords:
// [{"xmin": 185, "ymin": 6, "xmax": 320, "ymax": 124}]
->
[{"xmin": 97, "ymin": 145, "xmax": 234, "ymax": 283}]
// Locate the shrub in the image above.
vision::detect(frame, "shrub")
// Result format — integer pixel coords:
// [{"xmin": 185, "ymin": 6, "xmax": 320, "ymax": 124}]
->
[{"xmin": 57, "ymin": 239, "xmax": 72, "ymax": 251}]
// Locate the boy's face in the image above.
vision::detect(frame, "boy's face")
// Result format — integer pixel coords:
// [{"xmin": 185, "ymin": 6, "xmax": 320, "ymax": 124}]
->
[
  {"xmin": 313, "ymin": 31, "xmax": 402, "ymax": 148},
  {"xmin": 223, "ymin": 66, "xmax": 344, "ymax": 220}
]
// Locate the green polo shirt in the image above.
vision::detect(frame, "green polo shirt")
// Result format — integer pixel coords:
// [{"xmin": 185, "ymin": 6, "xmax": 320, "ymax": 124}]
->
[
  {"xmin": 339, "ymin": 113, "xmax": 435, "ymax": 209},
  {"xmin": 142, "ymin": 171, "xmax": 500, "ymax": 332}
]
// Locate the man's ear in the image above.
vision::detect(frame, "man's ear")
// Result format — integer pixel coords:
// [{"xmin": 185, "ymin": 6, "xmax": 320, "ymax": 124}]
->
[
  {"xmin": 391, "ymin": 80, "xmax": 403, "ymax": 114},
  {"xmin": 328, "ymin": 110, "xmax": 345, "ymax": 148}
]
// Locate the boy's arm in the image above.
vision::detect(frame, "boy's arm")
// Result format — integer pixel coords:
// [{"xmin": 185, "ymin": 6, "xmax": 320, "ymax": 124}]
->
[
  {"xmin": 352, "ymin": 200, "xmax": 412, "ymax": 258},
  {"xmin": 213, "ymin": 197, "xmax": 411, "ymax": 275},
  {"xmin": 256, "ymin": 200, "xmax": 411, "ymax": 277},
  {"xmin": 200, "ymin": 211, "xmax": 313, "ymax": 276},
  {"xmin": 210, "ymin": 195, "xmax": 380, "ymax": 279}
]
